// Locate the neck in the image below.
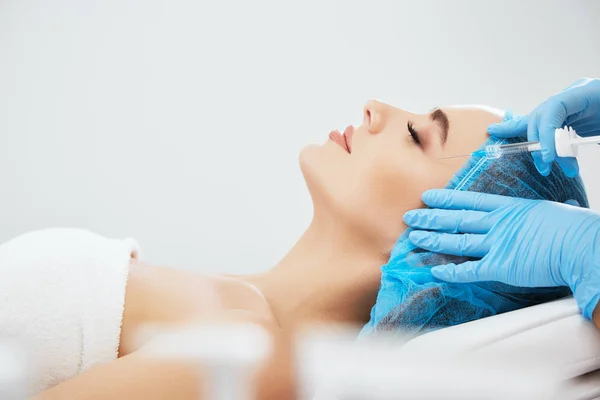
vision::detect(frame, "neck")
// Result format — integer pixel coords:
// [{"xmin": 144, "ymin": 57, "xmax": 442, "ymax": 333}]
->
[{"xmin": 247, "ymin": 215, "xmax": 390, "ymax": 329}]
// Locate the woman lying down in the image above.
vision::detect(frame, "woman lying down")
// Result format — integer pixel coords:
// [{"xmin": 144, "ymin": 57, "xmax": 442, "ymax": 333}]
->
[{"xmin": 0, "ymin": 100, "xmax": 587, "ymax": 399}]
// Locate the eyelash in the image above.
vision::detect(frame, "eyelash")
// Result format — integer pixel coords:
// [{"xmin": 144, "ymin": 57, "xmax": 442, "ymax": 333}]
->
[{"xmin": 407, "ymin": 121, "xmax": 421, "ymax": 147}]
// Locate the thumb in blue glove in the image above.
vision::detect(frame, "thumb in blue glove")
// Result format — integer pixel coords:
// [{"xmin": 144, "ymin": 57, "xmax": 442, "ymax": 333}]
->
[
  {"xmin": 403, "ymin": 189, "xmax": 600, "ymax": 320},
  {"xmin": 487, "ymin": 78, "xmax": 600, "ymax": 178}
]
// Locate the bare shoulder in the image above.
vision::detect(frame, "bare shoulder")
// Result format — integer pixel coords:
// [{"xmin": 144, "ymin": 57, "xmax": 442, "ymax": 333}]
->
[{"xmin": 119, "ymin": 260, "xmax": 276, "ymax": 356}]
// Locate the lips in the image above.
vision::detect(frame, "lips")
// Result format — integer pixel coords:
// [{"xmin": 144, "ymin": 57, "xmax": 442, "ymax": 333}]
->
[{"xmin": 329, "ymin": 125, "xmax": 354, "ymax": 153}]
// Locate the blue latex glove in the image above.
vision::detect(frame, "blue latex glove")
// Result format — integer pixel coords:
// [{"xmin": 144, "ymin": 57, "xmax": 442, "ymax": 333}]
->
[
  {"xmin": 403, "ymin": 189, "xmax": 600, "ymax": 320},
  {"xmin": 488, "ymin": 78, "xmax": 600, "ymax": 178}
]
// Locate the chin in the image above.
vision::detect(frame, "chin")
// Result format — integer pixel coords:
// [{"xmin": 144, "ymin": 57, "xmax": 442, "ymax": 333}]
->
[
  {"xmin": 298, "ymin": 143, "xmax": 321, "ymax": 169},
  {"xmin": 298, "ymin": 144, "xmax": 323, "ymax": 201},
  {"xmin": 299, "ymin": 142, "xmax": 346, "ymax": 216},
  {"xmin": 299, "ymin": 140, "xmax": 347, "ymax": 173}
]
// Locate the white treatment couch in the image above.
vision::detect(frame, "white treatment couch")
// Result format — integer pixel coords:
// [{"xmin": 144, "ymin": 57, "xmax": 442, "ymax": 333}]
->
[{"xmin": 399, "ymin": 296, "xmax": 600, "ymax": 398}]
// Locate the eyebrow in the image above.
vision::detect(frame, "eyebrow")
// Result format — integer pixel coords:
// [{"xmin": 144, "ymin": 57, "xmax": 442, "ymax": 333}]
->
[{"xmin": 429, "ymin": 108, "xmax": 449, "ymax": 145}]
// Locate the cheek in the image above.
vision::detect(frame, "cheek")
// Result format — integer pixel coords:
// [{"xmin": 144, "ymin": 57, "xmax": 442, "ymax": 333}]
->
[
  {"xmin": 366, "ymin": 156, "xmax": 437, "ymax": 209},
  {"xmin": 349, "ymin": 149, "xmax": 457, "ymax": 218},
  {"xmin": 334, "ymin": 150, "xmax": 449, "ymax": 246}
]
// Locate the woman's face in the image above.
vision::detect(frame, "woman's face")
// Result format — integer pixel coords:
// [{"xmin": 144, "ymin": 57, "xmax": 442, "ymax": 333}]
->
[{"xmin": 299, "ymin": 100, "xmax": 504, "ymax": 250}]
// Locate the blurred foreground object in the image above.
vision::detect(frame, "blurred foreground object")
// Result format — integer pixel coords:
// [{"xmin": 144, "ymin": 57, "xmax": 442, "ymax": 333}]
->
[
  {"xmin": 297, "ymin": 323, "xmax": 568, "ymax": 399},
  {"xmin": 0, "ymin": 338, "xmax": 29, "ymax": 400},
  {"xmin": 143, "ymin": 321, "xmax": 271, "ymax": 400}
]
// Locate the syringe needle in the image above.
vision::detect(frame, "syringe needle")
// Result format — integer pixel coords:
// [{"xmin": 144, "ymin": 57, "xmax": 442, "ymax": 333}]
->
[{"xmin": 438, "ymin": 154, "xmax": 471, "ymax": 160}]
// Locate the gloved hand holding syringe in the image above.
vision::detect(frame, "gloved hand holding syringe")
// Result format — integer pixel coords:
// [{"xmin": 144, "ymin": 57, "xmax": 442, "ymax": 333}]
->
[
  {"xmin": 489, "ymin": 78, "xmax": 600, "ymax": 176},
  {"xmin": 439, "ymin": 78, "xmax": 600, "ymax": 176}
]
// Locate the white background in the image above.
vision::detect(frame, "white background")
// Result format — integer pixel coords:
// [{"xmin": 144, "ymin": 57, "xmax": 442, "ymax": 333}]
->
[{"xmin": 1, "ymin": 0, "xmax": 599, "ymax": 273}]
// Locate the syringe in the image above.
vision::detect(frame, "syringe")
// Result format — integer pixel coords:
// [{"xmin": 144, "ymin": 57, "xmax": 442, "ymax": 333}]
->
[
  {"xmin": 439, "ymin": 127, "xmax": 600, "ymax": 160},
  {"xmin": 473, "ymin": 141, "xmax": 542, "ymax": 160}
]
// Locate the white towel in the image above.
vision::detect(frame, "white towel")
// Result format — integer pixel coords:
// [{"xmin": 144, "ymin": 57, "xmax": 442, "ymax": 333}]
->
[{"xmin": 0, "ymin": 228, "xmax": 140, "ymax": 394}]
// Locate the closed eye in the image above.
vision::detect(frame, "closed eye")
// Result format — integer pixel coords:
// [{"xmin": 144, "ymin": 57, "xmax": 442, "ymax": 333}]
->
[{"xmin": 407, "ymin": 121, "xmax": 421, "ymax": 147}]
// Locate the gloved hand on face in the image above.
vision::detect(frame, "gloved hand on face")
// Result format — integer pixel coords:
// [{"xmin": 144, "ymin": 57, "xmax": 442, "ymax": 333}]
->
[{"xmin": 404, "ymin": 189, "xmax": 600, "ymax": 320}]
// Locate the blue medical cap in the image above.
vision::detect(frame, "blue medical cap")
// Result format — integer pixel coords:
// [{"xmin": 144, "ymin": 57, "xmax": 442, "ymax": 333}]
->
[{"xmin": 361, "ymin": 112, "xmax": 588, "ymax": 337}]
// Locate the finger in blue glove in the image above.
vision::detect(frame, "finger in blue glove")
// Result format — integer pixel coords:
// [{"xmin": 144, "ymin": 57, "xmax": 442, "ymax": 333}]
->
[{"xmin": 403, "ymin": 189, "xmax": 600, "ymax": 320}]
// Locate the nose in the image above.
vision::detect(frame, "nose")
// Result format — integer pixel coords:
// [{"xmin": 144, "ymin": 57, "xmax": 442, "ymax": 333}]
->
[{"xmin": 363, "ymin": 99, "xmax": 387, "ymax": 134}]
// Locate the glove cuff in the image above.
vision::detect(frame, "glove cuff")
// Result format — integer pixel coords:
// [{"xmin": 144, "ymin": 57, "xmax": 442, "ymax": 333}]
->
[{"xmin": 573, "ymin": 220, "xmax": 600, "ymax": 320}]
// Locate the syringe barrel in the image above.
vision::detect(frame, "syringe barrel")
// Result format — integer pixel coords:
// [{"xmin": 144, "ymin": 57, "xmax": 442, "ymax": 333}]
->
[{"xmin": 485, "ymin": 142, "xmax": 542, "ymax": 159}]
